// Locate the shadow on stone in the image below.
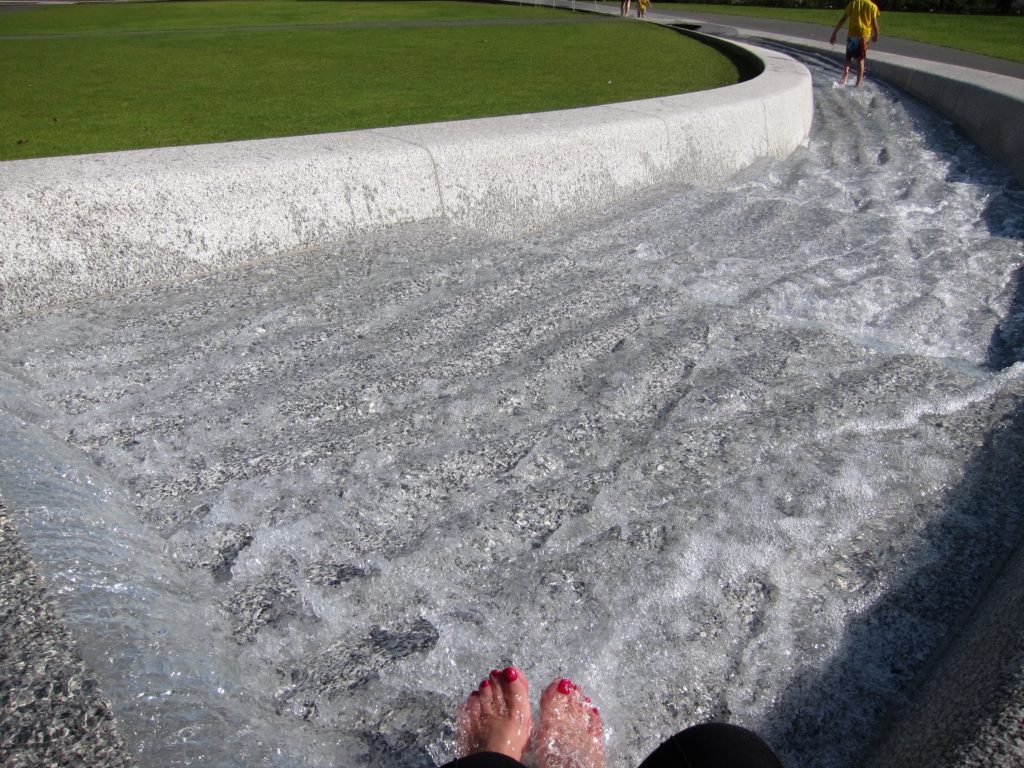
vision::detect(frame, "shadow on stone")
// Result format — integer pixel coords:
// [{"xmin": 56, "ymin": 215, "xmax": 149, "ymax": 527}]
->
[
  {"xmin": 764, "ymin": 399, "xmax": 1024, "ymax": 767},
  {"xmin": 987, "ymin": 263, "xmax": 1024, "ymax": 371}
]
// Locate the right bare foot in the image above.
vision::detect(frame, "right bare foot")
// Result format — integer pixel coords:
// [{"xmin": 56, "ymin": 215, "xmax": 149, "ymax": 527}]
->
[
  {"xmin": 456, "ymin": 667, "xmax": 533, "ymax": 761},
  {"xmin": 533, "ymin": 678, "xmax": 605, "ymax": 768}
]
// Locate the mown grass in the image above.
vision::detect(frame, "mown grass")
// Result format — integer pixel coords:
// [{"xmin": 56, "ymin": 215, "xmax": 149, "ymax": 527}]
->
[
  {"xmin": 0, "ymin": 0, "xmax": 566, "ymax": 34},
  {"xmin": 651, "ymin": 3, "xmax": 1024, "ymax": 63},
  {"xmin": 0, "ymin": 1, "xmax": 744, "ymax": 160}
]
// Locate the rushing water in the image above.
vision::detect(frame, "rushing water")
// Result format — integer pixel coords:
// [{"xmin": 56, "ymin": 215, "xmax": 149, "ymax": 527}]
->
[{"xmin": 2, "ymin": 54, "xmax": 1023, "ymax": 768}]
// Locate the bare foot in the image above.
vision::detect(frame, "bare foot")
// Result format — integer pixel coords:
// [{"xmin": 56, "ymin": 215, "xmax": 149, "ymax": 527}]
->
[
  {"xmin": 533, "ymin": 678, "xmax": 605, "ymax": 768},
  {"xmin": 457, "ymin": 667, "xmax": 533, "ymax": 761}
]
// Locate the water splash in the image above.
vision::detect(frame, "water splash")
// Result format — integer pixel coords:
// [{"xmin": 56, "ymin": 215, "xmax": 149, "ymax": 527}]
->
[{"xmin": 1, "ymin": 57, "xmax": 1022, "ymax": 768}]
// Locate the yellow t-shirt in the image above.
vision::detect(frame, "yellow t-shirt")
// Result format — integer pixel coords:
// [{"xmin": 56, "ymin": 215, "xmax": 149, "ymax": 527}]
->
[{"xmin": 845, "ymin": 0, "xmax": 879, "ymax": 39}]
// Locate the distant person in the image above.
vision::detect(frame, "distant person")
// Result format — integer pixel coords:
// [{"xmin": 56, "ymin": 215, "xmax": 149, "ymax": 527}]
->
[
  {"xmin": 445, "ymin": 666, "xmax": 785, "ymax": 768},
  {"xmin": 636, "ymin": 0, "xmax": 650, "ymax": 18},
  {"xmin": 829, "ymin": 0, "xmax": 880, "ymax": 88},
  {"xmin": 620, "ymin": 0, "xmax": 631, "ymax": 17}
]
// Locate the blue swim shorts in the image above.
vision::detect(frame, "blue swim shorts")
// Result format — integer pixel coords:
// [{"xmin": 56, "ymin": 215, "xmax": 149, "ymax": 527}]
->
[{"xmin": 846, "ymin": 36, "xmax": 867, "ymax": 60}]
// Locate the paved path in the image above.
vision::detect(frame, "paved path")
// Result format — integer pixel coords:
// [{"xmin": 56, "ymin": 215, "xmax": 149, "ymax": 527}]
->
[
  {"xmin": 646, "ymin": 7, "xmax": 1024, "ymax": 79},
  {"xmin": 533, "ymin": 0, "xmax": 1024, "ymax": 79}
]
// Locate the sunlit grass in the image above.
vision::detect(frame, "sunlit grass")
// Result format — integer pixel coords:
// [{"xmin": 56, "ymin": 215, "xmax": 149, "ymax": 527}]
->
[{"xmin": 0, "ymin": 1, "xmax": 745, "ymax": 160}]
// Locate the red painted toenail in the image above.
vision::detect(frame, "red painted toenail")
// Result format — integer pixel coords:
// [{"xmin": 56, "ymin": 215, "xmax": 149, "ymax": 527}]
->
[
  {"xmin": 490, "ymin": 669, "xmax": 501, "ymax": 678},
  {"xmin": 502, "ymin": 667, "xmax": 519, "ymax": 683},
  {"xmin": 480, "ymin": 679, "xmax": 490, "ymax": 689},
  {"xmin": 557, "ymin": 678, "xmax": 573, "ymax": 695},
  {"xmin": 470, "ymin": 690, "xmax": 479, "ymax": 697},
  {"xmin": 592, "ymin": 707, "xmax": 600, "ymax": 715}
]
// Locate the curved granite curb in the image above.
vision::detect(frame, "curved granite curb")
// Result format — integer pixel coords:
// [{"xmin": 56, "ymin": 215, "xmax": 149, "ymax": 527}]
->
[
  {"xmin": 866, "ymin": 53, "xmax": 1024, "ymax": 185},
  {"xmin": 0, "ymin": 36, "xmax": 811, "ymax": 319}
]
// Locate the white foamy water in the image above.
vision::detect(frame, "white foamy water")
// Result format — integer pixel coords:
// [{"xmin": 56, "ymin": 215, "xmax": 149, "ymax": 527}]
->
[{"xmin": 1, "ymin": 56, "xmax": 1023, "ymax": 768}]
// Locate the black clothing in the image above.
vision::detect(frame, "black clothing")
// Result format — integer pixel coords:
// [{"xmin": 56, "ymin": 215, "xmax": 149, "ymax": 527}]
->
[
  {"xmin": 638, "ymin": 723, "xmax": 784, "ymax": 768},
  {"xmin": 443, "ymin": 723, "xmax": 783, "ymax": 768}
]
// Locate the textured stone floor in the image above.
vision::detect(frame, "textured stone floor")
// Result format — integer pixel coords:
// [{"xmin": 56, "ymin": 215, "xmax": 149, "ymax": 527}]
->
[{"xmin": 0, "ymin": 503, "xmax": 134, "ymax": 768}]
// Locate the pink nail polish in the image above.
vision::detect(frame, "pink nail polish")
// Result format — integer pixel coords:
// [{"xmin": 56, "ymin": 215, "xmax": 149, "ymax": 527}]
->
[
  {"xmin": 592, "ymin": 707, "xmax": 600, "ymax": 716},
  {"xmin": 503, "ymin": 667, "xmax": 519, "ymax": 683},
  {"xmin": 557, "ymin": 678, "xmax": 573, "ymax": 695}
]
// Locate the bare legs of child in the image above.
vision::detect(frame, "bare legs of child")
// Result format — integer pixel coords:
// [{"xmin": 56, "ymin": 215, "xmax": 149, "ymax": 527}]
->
[
  {"xmin": 449, "ymin": 667, "xmax": 784, "ymax": 768},
  {"xmin": 840, "ymin": 57, "xmax": 867, "ymax": 88}
]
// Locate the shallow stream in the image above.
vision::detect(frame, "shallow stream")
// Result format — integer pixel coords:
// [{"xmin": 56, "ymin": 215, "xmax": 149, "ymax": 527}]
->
[{"xmin": 2, "ymin": 53, "xmax": 1023, "ymax": 768}]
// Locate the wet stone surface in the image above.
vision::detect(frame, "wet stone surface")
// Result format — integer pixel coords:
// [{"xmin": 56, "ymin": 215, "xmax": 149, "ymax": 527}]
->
[
  {"xmin": 1, "ymin": 58, "xmax": 1023, "ymax": 768},
  {"xmin": 0, "ymin": 504, "xmax": 134, "ymax": 768}
]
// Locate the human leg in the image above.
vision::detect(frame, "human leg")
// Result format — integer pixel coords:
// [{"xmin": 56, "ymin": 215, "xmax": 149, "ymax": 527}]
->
[
  {"xmin": 455, "ymin": 667, "xmax": 533, "ymax": 763},
  {"xmin": 444, "ymin": 754, "xmax": 527, "ymax": 768},
  {"xmin": 855, "ymin": 41, "xmax": 868, "ymax": 86},
  {"xmin": 841, "ymin": 36, "xmax": 864, "ymax": 86},
  {"xmin": 637, "ymin": 723, "xmax": 784, "ymax": 768},
  {"xmin": 534, "ymin": 678, "xmax": 605, "ymax": 768}
]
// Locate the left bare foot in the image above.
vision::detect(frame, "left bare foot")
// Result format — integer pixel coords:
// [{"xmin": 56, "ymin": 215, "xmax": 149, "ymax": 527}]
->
[{"xmin": 456, "ymin": 667, "xmax": 533, "ymax": 761}]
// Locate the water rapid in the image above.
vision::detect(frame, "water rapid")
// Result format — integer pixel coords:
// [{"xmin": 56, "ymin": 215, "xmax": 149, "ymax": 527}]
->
[{"xmin": 1, "ymin": 53, "xmax": 1022, "ymax": 768}]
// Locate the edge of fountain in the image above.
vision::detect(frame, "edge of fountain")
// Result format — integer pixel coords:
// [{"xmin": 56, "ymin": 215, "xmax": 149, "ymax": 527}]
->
[{"xmin": 0, "ymin": 36, "xmax": 812, "ymax": 319}]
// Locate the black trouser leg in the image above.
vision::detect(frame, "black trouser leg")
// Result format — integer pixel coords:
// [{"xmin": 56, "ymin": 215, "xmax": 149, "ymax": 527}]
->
[
  {"xmin": 440, "ymin": 724, "xmax": 782, "ymax": 768},
  {"xmin": 638, "ymin": 723, "xmax": 784, "ymax": 768},
  {"xmin": 442, "ymin": 753, "xmax": 527, "ymax": 768}
]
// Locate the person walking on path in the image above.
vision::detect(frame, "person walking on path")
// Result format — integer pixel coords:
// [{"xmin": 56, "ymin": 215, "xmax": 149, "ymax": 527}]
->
[
  {"xmin": 445, "ymin": 666, "xmax": 785, "ymax": 768},
  {"xmin": 620, "ymin": 0, "xmax": 631, "ymax": 17},
  {"xmin": 830, "ymin": 0, "xmax": 880, "ymax": 87}
]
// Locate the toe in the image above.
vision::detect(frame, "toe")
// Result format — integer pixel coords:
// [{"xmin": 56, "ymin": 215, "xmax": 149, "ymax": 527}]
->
[
  {"xmin": 540, "ymin": 677, "xmax": 574, "ymax": 719},
  {"xmin": 587, "ymin": 705, "xmax": 603, "ymax": 738},
  {"xmin": 457, "ymin": 692, "xmax": 482, "ymax": 755},
  {"xmin": 478, "ymin": 677, "xmax": 498, "ymax": 717},
  {"xmin": 541, "ymin": 677, "xmax": 562, "ymax": 700},
  {"xmin": 499, "ymin": 666, "xmax": 529, "ymax": 717}
]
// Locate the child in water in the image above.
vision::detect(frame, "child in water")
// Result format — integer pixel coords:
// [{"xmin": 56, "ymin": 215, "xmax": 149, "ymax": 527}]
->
[
  {"xmin": 443, "ymin": 666, "xmax": 784, "ymax": 768},
  {"xmin": 829, "ymin": 0, "xmax": 881, "ymax": 88}
]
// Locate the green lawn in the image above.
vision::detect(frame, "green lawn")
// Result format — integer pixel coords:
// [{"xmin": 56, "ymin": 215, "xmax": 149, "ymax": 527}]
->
[
  {"xmin": 650, "ymin": 3, "xmax": 1024, "ymax": 64},
  {"xmin": 0, "ymin": 1, "xmax": 744, "ymax": 161}
]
